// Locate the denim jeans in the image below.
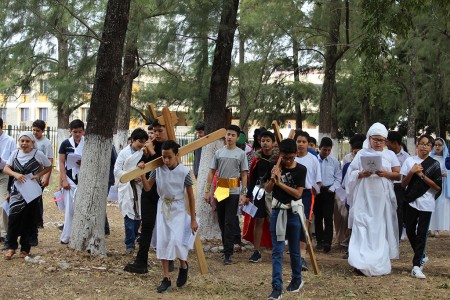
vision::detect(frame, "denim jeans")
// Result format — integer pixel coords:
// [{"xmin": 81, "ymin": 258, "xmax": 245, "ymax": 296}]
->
[
  {"xmin": 270, "ymin": 208, "xmax": 302, "ymax": 291},
  {"xmin": 124, "ymin": 216, "xmax": 140, "ymax": 250}
]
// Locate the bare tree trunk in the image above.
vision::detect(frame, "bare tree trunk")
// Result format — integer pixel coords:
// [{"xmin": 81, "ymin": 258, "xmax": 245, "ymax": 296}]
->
[
  {"xmin": 71, "ymin": 0, "xmax": 132, "ymax": 255},
  {"xmin": 293, "ymin": 38, "xmax": 302, "ymax": 130},
  {"xmin": 361, "ymin": 92, "xmax": 371, "ymax": 133},
  {"xmin": 406, "ymin": 47, "xmax": 417, "ymax": 155},
  {"xmin": 203, "ymin": 0, "xmax": 240, "ymax": 133},
  {"xmin": 238, "ymin": 35, "xmax": 250, "ymax": 134}
]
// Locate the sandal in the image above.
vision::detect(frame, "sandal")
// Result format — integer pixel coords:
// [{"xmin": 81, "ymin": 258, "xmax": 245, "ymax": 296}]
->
[
  {"xmin": 4, "ymin": 249, "xmax": 15, "ymax": 260},
  {"xmin": 19, "ymin": 251, "xmax": 29, "ymax": 258}
]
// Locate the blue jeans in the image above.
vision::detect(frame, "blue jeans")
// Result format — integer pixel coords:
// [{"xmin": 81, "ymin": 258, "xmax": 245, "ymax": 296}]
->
[
  {"xmin": 124, "ymin": 216, "xmax": 140, "ymax": 250},
  {"xmin": 270, "ymin": 208, "xmax": 302, "ymax": 291}
]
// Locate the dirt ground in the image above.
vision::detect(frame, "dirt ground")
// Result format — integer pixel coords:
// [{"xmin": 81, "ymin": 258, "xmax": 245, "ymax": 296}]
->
[{"xmin": 1, "ymin": 172, "xmax": 449, "ymax": 300}]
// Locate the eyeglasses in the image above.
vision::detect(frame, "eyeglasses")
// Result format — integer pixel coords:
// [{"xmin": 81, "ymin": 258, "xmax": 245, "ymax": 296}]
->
[
  {"xmin": 418, "ymin": 143, "xmax": 432, "ymax": 147},
  {"xmin": 370, "ymin": 137, "xmax": 386, "ymax": 143},
  {"xmin": 281, "ymin": 156, "xmax": 296, "ymax": 162}
]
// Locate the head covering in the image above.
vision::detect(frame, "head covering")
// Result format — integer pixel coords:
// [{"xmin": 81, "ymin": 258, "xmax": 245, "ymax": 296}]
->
[
  {"xmin": 237, "ymin": 132, "xmax": 246, "ymax": 147},
  {"xmin": 431, "ymin": 137, "xmax": 450, "ymax": 198},
  {"xmin": 18, "ymin": 131, "xmax": 37, "ymax": 148},
  {"xmin": 363, "ymin": 122, "xmax": 388, "ymax": 150}
]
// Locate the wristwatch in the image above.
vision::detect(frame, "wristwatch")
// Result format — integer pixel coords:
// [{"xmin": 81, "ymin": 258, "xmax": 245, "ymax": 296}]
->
[{"xmin": 420, "ymin": 174, "xmax": 425, "ymax": 180}]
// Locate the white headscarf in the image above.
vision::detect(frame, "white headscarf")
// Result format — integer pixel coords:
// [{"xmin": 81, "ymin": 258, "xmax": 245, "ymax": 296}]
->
[
  {"xmin": 18, "ymin": 131, "xmax": 37, "ymax": 148},
  {"xmin": 363, "ymin": 122, "xmax": 388, "ymax": 150}
]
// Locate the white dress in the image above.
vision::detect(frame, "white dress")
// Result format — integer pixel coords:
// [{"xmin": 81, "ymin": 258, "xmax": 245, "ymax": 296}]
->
[
  {"xmin": 429, "ymin": 155, "xmax": 450, "ymax": 230},
  {"xmin": 155, "ymin": 164, "xmax": 191, "ymax": 261},
  {"xmin": 346, "ymin": 148, "xmax": 400, "ymax": 276}
]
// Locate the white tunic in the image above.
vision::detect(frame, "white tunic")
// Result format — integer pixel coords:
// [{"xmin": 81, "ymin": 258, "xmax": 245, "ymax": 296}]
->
[
  {"xmin": 428, "ymin": 155, "xmax": 449, "ymax": 230},
  {"xmin": 155, "ymin": 164, "xmax": 191, "ymax": 260},
  {"xmin": 346, "ymin": 148, "xmax": 400, "ymax": 276}
]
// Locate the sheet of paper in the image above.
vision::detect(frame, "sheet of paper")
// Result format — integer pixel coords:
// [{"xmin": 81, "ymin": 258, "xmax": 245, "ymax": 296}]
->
[
  {"xmin": 53, "ymin": 189, "xmax": 65, "ymax": 211},
  {"xmin": 14, "ymin": 174, "xmax": 42, "ymax": 203},
  {"xmin": 335, "ymin": 186, "xmax": 346, "ymax": 202},
  {"xmin": 66, "ymin": 153, "xmax": 82, "ymax": 170},
  {"xmin": 242, "ymin": 201, "xmax": 258, "ymax": 218},
  {"xmin": 214, "ymin": 186, "xmax": 229, "ymax": 202},
  {"xmin": 182, "ymin": 216, "xmax": 200, "ymax": 249},
  {"xmin": 360, "ymin": 154, "xmax": 382, "ymax": 173},
  {"xmin": 1, "ymin": 201, "xmax": 10, "ymax": 216}
]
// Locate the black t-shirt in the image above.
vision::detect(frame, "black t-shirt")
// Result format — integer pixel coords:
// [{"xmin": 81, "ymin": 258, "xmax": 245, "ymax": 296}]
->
[
  {"xmin": 266, "ymin": 163, "xmax": 306, "ymax": 204},
  {"xmin": 140, "ymin": 140, "xmax": 163, "ymax": 200},
  {"xmin": 58, "ymin": 139, "xmax": 79, "ymax": 184},
  {"xmin": 247, "ymin": 153, "xmax": 275, "ymax": 198}
]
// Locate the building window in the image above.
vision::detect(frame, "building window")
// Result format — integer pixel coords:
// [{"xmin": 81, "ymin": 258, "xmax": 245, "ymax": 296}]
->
[
  {"xmin": 20, "ymin": 108, "xmax": 29, "ymax": 121},
  {"xmin": 39, "ymin": 80, "xmax": 49, "ymax": 94},
  {"xmin": 81, "ymin": 108, "xmax": 89, "ymax": 123},
  {"xmin": 39, "ymin": 108, "xmax": 48, "ymax": 121},
  {"xmin": 0, "ymin": 108, "xmax": 6, "ymax": 120}
]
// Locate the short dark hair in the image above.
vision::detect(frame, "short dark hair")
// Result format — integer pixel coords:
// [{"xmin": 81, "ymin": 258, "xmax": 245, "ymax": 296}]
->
[
  {"xmin": 352, "ymin": 140, "xmax": 363, "ymax": 150},
  {"xmin": 130, "ymin": 128, "xmax": 148, "ymax": 141},
  {"xmin": 162, "ymin": 140, "xmax": 180, "ymax": 154},
  {"xmin": 259, "ymin": 130, "xmax": 275, "ymax": 142},
  {"xmin": 147, "ymin": 124, "xmax": 153, "ymax": 131},
  {"xmin": 0, "ymin": 118, "xmax": 3, "ymax": 128},
  {"xmin": 294, "ymin": 130, "xmax": 310, "ymax": 141},
  {"xmin": 418, "ymin": 134, "xmax": 435, "ymax": 147},
  {"xmin": 69, "ymin": 119, "xmax": 84, "ymax": 130},
  {"xmin": 32, "ymin": 119, "xmax": 46, "ymax": 131},
  {"xmin": 226, "ymin": 124, "xmax": 240, "ymax": 135},
  {"xmin": 349, "ymin": 133, "xmax": 365, "ymax": 147},
  {"xmin": 279, "ymin": 139, "xmax": 297, "ymax": 154},
  {"xmin": 152, "ymin": 119, "xmax": 165, "ymax": 128},
  {"xmin": 387, "ymin": 131, "xmax": 402, "ymax": 144},
  {"xmin": 308, "ymin": 136, "xmax": 317, "ymax": 145},
  {"xmin": 194, "ymin": 122, "xmax": 205, "ymax": 131},
  {"xmin": 319, "ymin": 137, "xmax": 333, "ymax": 148}
]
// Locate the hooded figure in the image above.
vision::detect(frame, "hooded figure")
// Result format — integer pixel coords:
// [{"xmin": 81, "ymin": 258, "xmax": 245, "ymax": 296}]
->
[{"xmin": 345, "ymin": 122, "xmax": 400, "ymax": 276}]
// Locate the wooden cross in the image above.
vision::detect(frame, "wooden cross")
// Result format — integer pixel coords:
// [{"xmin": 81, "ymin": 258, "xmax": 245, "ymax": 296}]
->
[
  {"xmin": 121, "ymin": 106, "xmax": 226, "ymax": 275},
  {"xmin": 271, "ymin": 121, "xmax": 320, "ymax": 275}
]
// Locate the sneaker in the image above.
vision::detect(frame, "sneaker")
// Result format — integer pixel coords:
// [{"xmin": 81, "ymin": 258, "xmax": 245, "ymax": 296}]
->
[
  {"xmin": 249, "ymin": 250, "xmax": 262, "ymax": 263},
  {"xmin": 411, "ymin": 266, "xmax": 426, "ymax": 279},
  {"xmin": 286, "ymin": 279, "xmax": 304, "ymax": 293},
  {"xmin": 323, "ymin": 244, "xmax": 331, "ymax": 253},
  {"xmin": 316, "ymin": 242, "xmax": 324, "ymax": 251},
  {"xmin": 29, "ymin": 238, "xmax": 38, "ymax": 247},
  {"xmin": 124, "ymin": 262, "xmax": 148, "ymax": 274},
  {"xmin": 301, "ymin": 258, "xmax": 308, "ymax": 271},
  {"xmin": 58, "ymin": 224, "xmax": 64, "ymax": 231},
  {"xmin": 125, "ymin": 248, "xmax": 134, "ymax": 254},
  {"xmin": 224, "ymin": 255, "xmax": 232, "ymax": 265},
  {"xmin": 60, "ymin": 241, "xmax": 69, "ymax": 245},
  {"xmin": 267, "ymin": 289, "xmax": 282, "ymax": 300},
  {"xmin": 176, "ymin": 262, "xmax": 189, "ymax": 287},
  {"xmin": 157, "ymin": 277, "xmax": 172, "ymax": 293},
  {"xmin": 169, "ymin": 260, "xmax": 174, "ymax": 272},
  {"xmin": 19, "ymin": 251, "xmax": 29, "ymax": 258},
  {"xmin": 420, "ymin": 256, "xmax": 428, "ymax": 271}
]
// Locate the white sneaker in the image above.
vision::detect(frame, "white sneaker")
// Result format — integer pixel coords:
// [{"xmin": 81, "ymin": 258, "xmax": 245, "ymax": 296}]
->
[
  {"xmin": 420, "ymin": 256, "xmax": 429, "ymax": 271},
  {"xmin": 411, "ymin": 266, "xmax": 426, "ymax": 279}
]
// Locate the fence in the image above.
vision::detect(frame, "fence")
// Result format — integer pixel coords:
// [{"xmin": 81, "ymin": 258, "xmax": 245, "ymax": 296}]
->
[{"xmin": 2, "ymin": 125, "xmax": 197, "ymax": 169}]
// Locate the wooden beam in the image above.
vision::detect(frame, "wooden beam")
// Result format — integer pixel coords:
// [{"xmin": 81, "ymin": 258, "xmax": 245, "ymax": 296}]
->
[{"xmin": 162, "ymin": 107, "xmax": 176, "ymax": 141}]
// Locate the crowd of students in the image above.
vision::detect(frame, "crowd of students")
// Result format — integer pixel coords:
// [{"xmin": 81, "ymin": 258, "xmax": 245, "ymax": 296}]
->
[{"xmin": 1, "ymin": 117, "xmax": 448, "ymax": 298}]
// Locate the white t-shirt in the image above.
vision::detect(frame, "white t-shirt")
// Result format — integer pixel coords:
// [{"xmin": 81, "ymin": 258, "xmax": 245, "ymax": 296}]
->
[
  {"xmin": 295, "ymin": 152, "xmax": 322, "ymax": 189},
  {"xmin": 7, "ymin": 149, "xmax": 52, "ymax": 169},
  {"xmin": 400, "ymin": 156, "xmax": 436, "ymax": 212},
  {"xmin": 35, "ymin": 137, "xmax": 54, "ymax": 159}
]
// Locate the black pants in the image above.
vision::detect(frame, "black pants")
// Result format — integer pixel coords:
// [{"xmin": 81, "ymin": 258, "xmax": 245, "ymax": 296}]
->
[
  {"xmin": 405, "ymin": 204, "xmax": 432, "ymax": 267},
  {"xmin": 217, "ymin": 194, "xmax": 240, "ymax": 256},
  {"xmin": 394, "ymin": 183, "xmax": 405, "ymax": 240},
  {"xmin": 313, "ymin": 187, "xmax": 335, "ymax": 246},
  {"xmin": 8, "ymin": 199, "xmax": 38, "ymax": 253},
  {"xmin": 135, "ymin": 189, "xmax": 158, "ymax": 265}
]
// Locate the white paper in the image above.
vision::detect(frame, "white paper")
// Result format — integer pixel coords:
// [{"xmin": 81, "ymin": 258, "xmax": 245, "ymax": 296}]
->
[
  {"xmin": 360, "ymin": 154, "xmax": 382, "ymax": 173},
  {"xmin": 14, "ymin": 174, "xmax": 42, "ymax": 203},
  {"xmin": 242, "ymin": 201, "xmax": 258, "ymax": 218},
  {"xmin": 182, "ymin": 216, "xmax": 200, "ymax": 249},
  {"xmin": 53, "ymin": 189, "xmax": 65, "ymax": 211},
  {"xmin": 335, "ymin": 186, "xmax": 346, "ymax": 202},
  {"xmin": 66, "ymin": 153, "xmax": 82, "ymax": 170},
  {"xmin": 1, "ymin": 201, "xmax": 10, "ymax": 216}
]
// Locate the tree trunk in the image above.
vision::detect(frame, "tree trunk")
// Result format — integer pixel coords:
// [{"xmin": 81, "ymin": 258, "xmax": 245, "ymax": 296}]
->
[
  {"xmin": 361, "ymin": 91, "xmax": 371, "ymax": 133},
  {"xmin": 293, "ymin": 38, "xmax": 302, "ymax": 130},
  {"xmin": 203, "ymin": 0, "xmax": 240, "ymax": 133},
  {"xmin": 70, "ymin": 0, "xmax": 132, "ymax": 255},
  {"xmin": 406, "ymin": 47, "xmax": 417, "ymax": 155},
  {"xmin": 319, "ymin": 0, "xmax": 341, "ymax": 141},
  {"xmin": 238, "ymin": 35, "xmax": 250, "ymax": 134}
]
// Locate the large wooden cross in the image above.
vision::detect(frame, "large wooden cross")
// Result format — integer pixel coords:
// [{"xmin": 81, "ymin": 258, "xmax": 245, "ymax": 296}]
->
[
  {"xmin": 271, "ymin": 121, "xmax": 320, "ymax": 275},
  {"xmin": 121, "ymin": 105, "xmax": 225, "ymax": 275}
]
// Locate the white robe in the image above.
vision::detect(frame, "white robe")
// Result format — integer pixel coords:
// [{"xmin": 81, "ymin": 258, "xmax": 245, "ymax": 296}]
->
[
  {"xmin": 114, "ymin": 145, "xmax": 143, "ymax": 220},
  {"xmin": 346, "ymin": 148, "xmax": 400, "ymax": 276},
  {"xmin": 60, "ymin": 177, "xmax": 77, "ymax": 244},
  {"xmin": 429, "ymin": 155, "xmax": 450, "ymax": 230},
  {"xmin": 155, "ymin": 164, "xmax": 191, "ymax": 261}
]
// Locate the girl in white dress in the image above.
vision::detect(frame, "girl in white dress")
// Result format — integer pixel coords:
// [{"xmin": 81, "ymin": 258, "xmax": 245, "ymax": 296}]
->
[
  {"xmin": 346, "ymin": 123, "xmax": 400, "ymax": 276},
  {"xmin": 429, "ymin": 137, "xmax": 450, "ymax": 235},
  {"xmin": 141, "ymin": 140, "xmax": 198, "ymax": 293}
]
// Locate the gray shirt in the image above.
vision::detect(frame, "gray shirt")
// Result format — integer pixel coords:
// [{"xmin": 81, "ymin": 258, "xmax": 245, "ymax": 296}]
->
[
  {"xmin": 209, "ymin": 146, "xmax": 249, "ymax": 194},
  {"xmin": 35, "ymin": 137, "xmax": 54, "ymax": 159}
]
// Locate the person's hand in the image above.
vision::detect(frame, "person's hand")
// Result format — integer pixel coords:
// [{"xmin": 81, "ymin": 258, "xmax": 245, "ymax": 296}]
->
[
  {"xmin": 137, "ymin": 162, "xmax": 145, "ymax": 169},
  {"xmin": 244, "ymin": 197, "xmax": 250, "ymax": 205},
  {"xmin": 442, "ymin": 172, "xmax": 447, "ymax": 178},
  {"xmin": 204, "ymin": 191, "xmax": 211, "ymax": 203},
  {"xmin": 239, "ymin": 195, "xmax": 247, "ymax": 206},
  {"xmin": 144, "ymin": 140, "xmax": 154, "ymax": 153},
  {"xmin": 41, "ymin": 176, "xmax": 50, "ymax": 187},
  {"xmin": 191, "ymin": 218, "xmax": 198, "ymax": 234},
  {"xmin": 15, "ymin": 173, "xmax": 27, "ymax": 183},
  {"xmin": 62, "ymin": 179, "xmax": 70, "ymax": 190},
  {"xmin": 134, "ymin": 177, "xmax": 142, "ymax": 183},
  {"xmin": 271, "ymin": 166, "xmax": 281, "ymax": 184},
  {"xmin": 411, "ymin": 163, "xmax": 423, "ymax": 175},
  {"xmin": 76, "ymin": 159, "xmax": 81, "ymax": 166},
  {"xmin": 358, "ymin": 170, "xmax": 372, "ymax": 178},
  {"xmin": 375, "ymin": 169, "xmax": 387, "ymax": 178}
]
